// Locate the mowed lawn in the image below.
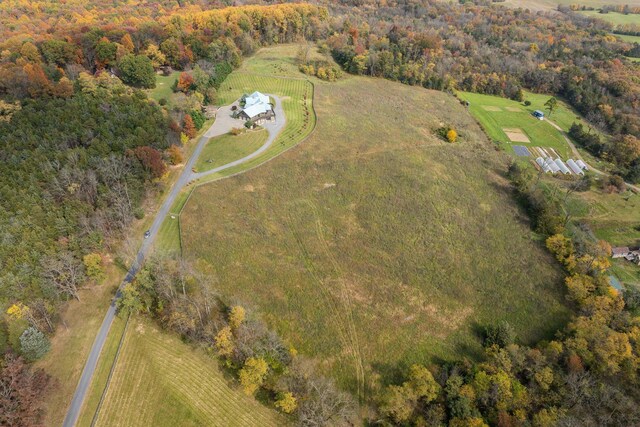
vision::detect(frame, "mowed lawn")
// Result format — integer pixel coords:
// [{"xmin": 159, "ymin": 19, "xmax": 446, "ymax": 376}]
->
[
  {"xmin": 237, "ymin": 43, "xmax": 328, "ymax": 78},
  {"xmin": 146, "ymin": 71, "xmax": 180, "ymax": 102},
  {"xmin": 181, "ymin": 76, "xmax": 570, "ymax": 397},
  {"xmin": 579, "ymin": 10, "xmax": 640, "ymax": 26},
  {"xmin": 458, "ymin": 91, "xmax": 571, "ymax": 158},
  {"xmin": 195, "ymin": 130, "xmax": 268, "ymax": 172},
  {"xmin": 92, "ymin": 318, "xmax": 286, "ymax": 427}
]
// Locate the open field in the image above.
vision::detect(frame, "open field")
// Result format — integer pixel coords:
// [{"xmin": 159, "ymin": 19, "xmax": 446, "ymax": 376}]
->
[
  {"xmin": 237, "ymin": 43, "xmax": 328, "ymax": 78},
  {"xmin": 618, "ymin": 33, "xmax": 640, "ymax": 43},
  {"xmin": 181, "ymin": 75, "xmax": 570, "ymax": 396},
  {"xmin": 458, "ymin": 91, "xmax": 572, "ymax": 158},
  {"xmin": 500, "ymin": 0, "xmax": 631, "ymax": 12},
  {"xmin": 579, "ymin": 10, "xmax": 640, "ymax": 26},
  {"xmin": 147, "ymin": 71, "xmax": 180, "ymax": 102},
  {"xmin": 571, "ymin": 188, "xmax": 640, "ymax": 247},
  {"xmin": 76, "ymin": 316, "xmax": 127, "ymax": 426},
  {"xmin": 195, "ymin": 130, "xmax": 268, "ymax": 172},
  {"xmin": 92, "ymin": 318, "xmax": 286, "ymax": 427}
]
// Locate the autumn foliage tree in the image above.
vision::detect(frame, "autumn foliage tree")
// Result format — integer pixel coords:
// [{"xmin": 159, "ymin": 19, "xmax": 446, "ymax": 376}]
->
[
  {"xmin": 133, "ymin": 146, "xmax": 167, "ymax": 179},
  {"xmin": 0, "ymin": 354, "xmax": 50, "ymax": 426},
  {"xmin": 182, "ymin": 114, "xmax": 196, "ymax": 139},
  {"xmin": 166, "ymin": 145, "xmax": 184, "ymax": 165},
  {"xmin": 176, "ymin": 72, "xmax": 194, "ymax": 93}
]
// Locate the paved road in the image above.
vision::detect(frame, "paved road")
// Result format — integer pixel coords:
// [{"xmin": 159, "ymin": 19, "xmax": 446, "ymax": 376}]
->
[
  {"xmin": 546, "ymin": 118, "xmax": 640, "ymax": 193},
  {"xmin": 62, "ymin": 95, "xmax": 285, "ymax": 427}
]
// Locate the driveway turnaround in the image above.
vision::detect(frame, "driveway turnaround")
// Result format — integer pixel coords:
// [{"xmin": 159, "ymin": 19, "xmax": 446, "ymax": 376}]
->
[{"xmin": 61, "ymin": 95, "xmax": 286, "ymax": 427}]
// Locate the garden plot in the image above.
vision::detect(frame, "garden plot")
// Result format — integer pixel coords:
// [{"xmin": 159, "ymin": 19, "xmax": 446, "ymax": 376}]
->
[
  {"xmin": 513, "ymin": 145, "xmax": 531, "ymax": 157},
  {"xmin": 503, "ymin": 128, "xmax": 530, "ymax": 143}
]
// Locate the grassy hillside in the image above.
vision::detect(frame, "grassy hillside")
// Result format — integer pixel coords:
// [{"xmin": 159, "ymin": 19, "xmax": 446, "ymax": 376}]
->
[
  {"xmin": 91, "ymin": 318, "xmax": 286, "ymax": 427},
  {"xmin": 180, "ymin": 74, "xmax": 570, "ymax": 396}
]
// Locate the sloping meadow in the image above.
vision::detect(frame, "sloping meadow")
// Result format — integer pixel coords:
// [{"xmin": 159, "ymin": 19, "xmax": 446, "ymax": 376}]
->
[{"xmin": 180, "ymin": 76, "xmax": 570, "ymax": 397}]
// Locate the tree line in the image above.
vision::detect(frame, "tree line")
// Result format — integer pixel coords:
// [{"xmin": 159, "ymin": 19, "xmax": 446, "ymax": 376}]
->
[{"xmin": 320, "ymin": 0, "xmax": 640, "ymax": 181}]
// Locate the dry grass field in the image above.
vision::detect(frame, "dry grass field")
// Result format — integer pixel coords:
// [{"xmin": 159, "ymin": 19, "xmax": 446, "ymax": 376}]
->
[{"xmin": 180, "ymin": 74, "xmax": 571, "ymax": 397}]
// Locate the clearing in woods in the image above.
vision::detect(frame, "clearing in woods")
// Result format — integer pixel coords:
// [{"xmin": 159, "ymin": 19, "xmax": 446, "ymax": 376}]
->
[
  {"xmin": 180, "ymin": 70, "xmax": 571, "ymax": 398},
  {"xmin": 459, "ymin": 91, "xmax": 574, "ymax": 158},
  {"xmin": 91, "ymin": 318, "xmax": 286, "ymax": 427}
]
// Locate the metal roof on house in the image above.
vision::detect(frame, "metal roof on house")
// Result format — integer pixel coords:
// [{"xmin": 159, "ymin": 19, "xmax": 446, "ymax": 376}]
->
[
  {"xmin": 243, "ymin": 103, "xmax": 271, "ymax": 119},
  {"xmin": 244, "ymin": 91, "xmax": 270, "ymax": 107},
  {"xmin": 612, "ymin": 247, "xmax": 630, "ymax": 255}
]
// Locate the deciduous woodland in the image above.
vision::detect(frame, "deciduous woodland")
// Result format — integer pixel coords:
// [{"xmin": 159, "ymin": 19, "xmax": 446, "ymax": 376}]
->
[{"xmin": 0, "ymin": 0, "xmax": 639, "ymax": 426}]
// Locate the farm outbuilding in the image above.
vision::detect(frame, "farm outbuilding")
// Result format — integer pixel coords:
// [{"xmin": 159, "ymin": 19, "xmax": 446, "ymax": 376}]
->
[{"xmin": 576, "ymin": 159, "xmax": 588, "ymax": 171}]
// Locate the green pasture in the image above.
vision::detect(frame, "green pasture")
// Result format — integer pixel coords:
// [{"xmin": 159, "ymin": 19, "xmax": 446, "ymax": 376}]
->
[
  {"xmin": 458, "ymin": 91, "xmax": 571, "ymax": 158},
  {"xmin": 580, "ymin": 10, "xmax": 640, "ymax": 26}
]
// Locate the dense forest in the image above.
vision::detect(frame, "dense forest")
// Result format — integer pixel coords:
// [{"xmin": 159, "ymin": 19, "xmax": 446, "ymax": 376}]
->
[{"xmin": 1, "ymin": 0, "xmax": 640, "ymax": 425}]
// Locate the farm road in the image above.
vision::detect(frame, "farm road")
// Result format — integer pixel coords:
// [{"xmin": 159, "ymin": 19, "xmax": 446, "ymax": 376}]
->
[
  {"xmin": 546, "ymin": 118, "xmax": 640, "ymax": 193},
  {"xmin": 62, "ymin": 95, "xmax": 285, "ymax": 427}
]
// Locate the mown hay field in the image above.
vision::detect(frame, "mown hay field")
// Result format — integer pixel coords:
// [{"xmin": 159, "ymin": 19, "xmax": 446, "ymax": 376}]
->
[
  {"xmin": 92, "ymin": 318, "xmax": 286, "ymax": 427},
  {"xmin": 181, "ymin": 74, "xmax": 571, "ymax": 397}
]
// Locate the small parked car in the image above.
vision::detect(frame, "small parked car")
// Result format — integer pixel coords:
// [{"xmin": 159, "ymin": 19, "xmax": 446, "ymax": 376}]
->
[{"xmin": 144, "ymin": 230, "xmax": 151, "ymax": 239}]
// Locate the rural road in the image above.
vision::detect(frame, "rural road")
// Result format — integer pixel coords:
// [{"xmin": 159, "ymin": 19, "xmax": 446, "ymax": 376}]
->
[
  {"xmin": 546, "ymin": 118, "xmax": 640, "ymax": 193},
  {"xmin": 62, "ymin": 95, "xmax": 285, "ymax": 427}
]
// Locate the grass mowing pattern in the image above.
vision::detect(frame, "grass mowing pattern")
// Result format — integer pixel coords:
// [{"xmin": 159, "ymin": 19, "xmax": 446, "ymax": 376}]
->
[
  {"xmin": 458, "ymin": 91, "xmax": 571, "ymax": 158},
  {"xmin": 93, "ymin": 318, "xmax": 285, "ymax": 427},
  {"xmin": 182, "ymin": 76, "xmax": 570, "ymax": 398},
  {"xmin": 195, "ymin": 129, "xmax": 268, "ymax": 172},
  {"xmin": 76, "ymin": 316, "xmax": 127, "ymax": 427},
  {"xmin": 201, "ymin": 72, "xmax": 315, "ymax": 181}
]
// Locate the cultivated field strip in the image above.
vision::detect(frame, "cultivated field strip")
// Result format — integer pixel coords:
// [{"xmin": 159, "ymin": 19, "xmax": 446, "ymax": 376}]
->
[{"xmin": 93, "ymin": 319, "xmax": 285, "ymax": 427}]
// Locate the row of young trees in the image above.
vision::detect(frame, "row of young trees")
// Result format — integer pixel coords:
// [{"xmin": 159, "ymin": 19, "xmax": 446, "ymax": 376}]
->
[{"xmin": 116, "ymin": 257, "xmax": 357, "ymax": 426}]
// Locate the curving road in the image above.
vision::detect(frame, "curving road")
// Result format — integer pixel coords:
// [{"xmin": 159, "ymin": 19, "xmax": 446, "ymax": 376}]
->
[
  {"xmin": 546, "ymin": 118, "xmax": 640, "ymax": 193},
  {"xmin": 62, "ymin": 95, "xmax": 285, "ymax": 427}
]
